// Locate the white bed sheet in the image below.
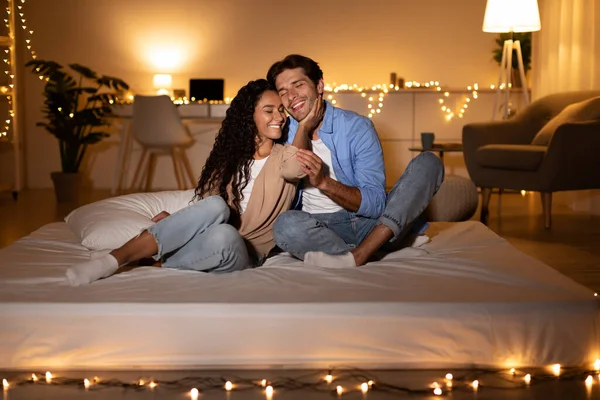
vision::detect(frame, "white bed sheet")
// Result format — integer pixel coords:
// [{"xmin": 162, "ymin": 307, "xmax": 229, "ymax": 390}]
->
[{"xmin": 0, "ymin": 221, "xmax": 598, "ymax": 370}]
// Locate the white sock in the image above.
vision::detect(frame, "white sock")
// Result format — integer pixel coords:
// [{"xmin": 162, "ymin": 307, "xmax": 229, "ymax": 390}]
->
[
  {"xmin": 90, "ymin": 249, "xmax": 112, "ymax": 259},
  {"xmin": 408, "ymin": 234, "xmax": 430, "ymax": 248},
  {"xmin": 304, "ymin": 251, "xmax": 357, "ymax": 268},
  {"xmin": 66, "ymin": 254, "xmax": 119, "ymax": 286}
]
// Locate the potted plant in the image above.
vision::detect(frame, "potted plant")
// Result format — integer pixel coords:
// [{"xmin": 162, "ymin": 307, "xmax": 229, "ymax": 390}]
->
[
  {"xmin": 26, "ymin": 60, "xmax": 129, "ymax": 202},
  {"xmin": 492, "ymin": 32, "xmax": 532, "ymax": 88}
]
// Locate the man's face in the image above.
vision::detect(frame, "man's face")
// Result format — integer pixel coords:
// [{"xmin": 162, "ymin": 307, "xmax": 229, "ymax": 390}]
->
[{"xmin": 274, "ymin": 67, "xmax": 323, "ymax": 122}]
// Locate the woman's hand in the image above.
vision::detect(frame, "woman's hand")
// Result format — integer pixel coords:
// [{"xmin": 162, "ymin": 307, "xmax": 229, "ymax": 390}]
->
[
  {"xmin": 298, "ymin": 94, "xmax": 325, "ymax": 134},
  {"xmin": 152, "ymin": 211, "xmax": 170, "ymax": 222}
]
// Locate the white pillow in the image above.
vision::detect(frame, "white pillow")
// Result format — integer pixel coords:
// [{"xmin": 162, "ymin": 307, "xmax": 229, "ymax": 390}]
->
[{"xmin": 65, "ymin": 189, "xmax": 196, "ymax": 250}]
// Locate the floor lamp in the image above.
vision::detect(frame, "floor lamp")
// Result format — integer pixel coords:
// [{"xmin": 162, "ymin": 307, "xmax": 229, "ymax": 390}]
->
[{"xmin": 482, "ymin": 0, "xmax": 541, "ymax": 120}]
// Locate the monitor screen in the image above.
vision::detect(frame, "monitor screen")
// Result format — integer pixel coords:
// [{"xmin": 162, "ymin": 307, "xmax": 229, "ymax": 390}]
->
[{"xmin": 189, "ymin": 79, "xmax": 225, "ymax": 101}]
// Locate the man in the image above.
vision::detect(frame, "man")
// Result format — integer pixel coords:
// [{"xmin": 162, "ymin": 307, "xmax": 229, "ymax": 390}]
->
[{"xmin": 267, "ymin": 54, "xmax": 444, "ymax": 267}]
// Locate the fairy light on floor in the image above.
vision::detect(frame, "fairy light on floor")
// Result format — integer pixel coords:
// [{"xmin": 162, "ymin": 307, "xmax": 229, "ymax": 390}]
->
[
  {"xmin": 1, "ymin": 366, "xmax": 600, "ymax": 397},
  {"xmin": 265, "ymin": 384, "xmax": 274, "ymax": 399},
  {"xmin": 552, "ymin": 364, "xmax": 561, "ymax": 376}
]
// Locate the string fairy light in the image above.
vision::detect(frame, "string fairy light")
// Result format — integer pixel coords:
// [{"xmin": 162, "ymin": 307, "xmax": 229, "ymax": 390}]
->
[{"xmin": 1, "ymin": 366, "xmax": 599, "ymax": 397}]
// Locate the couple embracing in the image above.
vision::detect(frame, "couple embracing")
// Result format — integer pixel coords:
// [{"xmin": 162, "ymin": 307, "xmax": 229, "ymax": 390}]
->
[{"xmin": 67, "ymin": 55, "xmax": 444, "ymax": 286}]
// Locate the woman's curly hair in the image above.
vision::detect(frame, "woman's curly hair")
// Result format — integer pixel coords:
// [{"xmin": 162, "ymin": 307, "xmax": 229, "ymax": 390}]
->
[{"xmin": 194, "ymin": 79, "xmax": 284, "ymax": 218}]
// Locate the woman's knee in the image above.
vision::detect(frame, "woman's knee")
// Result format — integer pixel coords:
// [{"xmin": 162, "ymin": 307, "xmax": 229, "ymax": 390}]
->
[{"xmin": 194, "ymin": 195, "xmax": 230, "ymax": 221}]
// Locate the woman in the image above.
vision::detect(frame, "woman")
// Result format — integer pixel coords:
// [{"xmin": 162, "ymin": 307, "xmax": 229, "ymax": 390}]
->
[{"xmin": 67, "ymin": 79, "xmax": 323, "ymax": 286}]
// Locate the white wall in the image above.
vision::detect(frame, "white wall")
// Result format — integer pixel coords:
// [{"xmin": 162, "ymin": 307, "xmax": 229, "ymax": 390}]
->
[{"xmin": 6, "ymin": 0, "xmax": 502, "ymax": 189}]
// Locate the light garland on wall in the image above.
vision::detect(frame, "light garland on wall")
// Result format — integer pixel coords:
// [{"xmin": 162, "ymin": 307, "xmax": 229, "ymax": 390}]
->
[
  {"xmin": 323, "ymin": 81, "xmax": 512, "ymax": 122},
  {"xmin": 2, "ymin": 363, "xmax": 600, "ymax": 398},
  {"xmin": 1, "ymin": 0, "xmax": 36, "ymax": 139}
]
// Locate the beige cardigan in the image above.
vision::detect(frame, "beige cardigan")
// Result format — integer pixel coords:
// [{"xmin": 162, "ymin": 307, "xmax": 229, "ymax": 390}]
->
[{"xmin": 235, "ymin": 144, "xmax": 305, "ymax": 259}]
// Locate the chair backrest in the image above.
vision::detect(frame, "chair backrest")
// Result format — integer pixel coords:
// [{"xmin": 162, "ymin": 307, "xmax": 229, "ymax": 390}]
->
[
  {"xmin": 513, "ymin": 90, "xmax": 600, "ymax": 133},
  {"xmin": 131, "ymin": 95, "xmax": 193, "ymax": 148}
]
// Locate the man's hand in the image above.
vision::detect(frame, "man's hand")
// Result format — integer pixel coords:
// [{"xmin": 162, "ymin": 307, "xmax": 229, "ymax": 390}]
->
[
  {"xmin": 296, "ymin": 149, "xmax": 327, "ymax": 189},
  {"xmin": 298, "ymin": 95, "xmax": 325, "ymax": 135},
  {"xmin": 152, "ymin": 211, "xmax": 170, "ymax": 222}
]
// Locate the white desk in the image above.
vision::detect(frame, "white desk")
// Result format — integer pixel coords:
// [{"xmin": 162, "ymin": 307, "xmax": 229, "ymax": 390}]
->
[{"xmin": 110, "ymin": 103, "xmax": 228, "ymax": 195}]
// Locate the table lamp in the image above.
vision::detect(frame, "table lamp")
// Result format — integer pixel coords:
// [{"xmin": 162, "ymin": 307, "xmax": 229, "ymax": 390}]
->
[{"xmin": 483, "ymin": 0, "xmax": 541, "ymax": 119}]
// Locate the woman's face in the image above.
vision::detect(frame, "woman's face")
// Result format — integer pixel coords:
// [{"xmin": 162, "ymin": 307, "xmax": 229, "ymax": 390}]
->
[{"xmin": 253, "ymin": 90, "xmax": 286, "ymax": 142}]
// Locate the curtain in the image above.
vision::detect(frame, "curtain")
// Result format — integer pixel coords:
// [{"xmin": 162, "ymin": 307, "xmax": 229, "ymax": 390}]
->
[{"xmin": 532, "ymin": 0, "xmax": 600, "ymax": 99}]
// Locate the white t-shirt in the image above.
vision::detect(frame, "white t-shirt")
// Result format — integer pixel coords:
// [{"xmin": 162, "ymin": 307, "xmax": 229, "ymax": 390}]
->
[
  {"xmin": 239, "ymin": 156, "xmax": 269, "ymax": 214},
  {"xmin": 302, "ymin": 139, "xmax": 343, "ymax": 214}
]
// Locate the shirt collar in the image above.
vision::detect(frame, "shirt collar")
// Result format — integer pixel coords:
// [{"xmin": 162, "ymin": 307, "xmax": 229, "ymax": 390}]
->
[{"xmin": 318, "ymin": 100, "xmax": 334, "ymax": 134}]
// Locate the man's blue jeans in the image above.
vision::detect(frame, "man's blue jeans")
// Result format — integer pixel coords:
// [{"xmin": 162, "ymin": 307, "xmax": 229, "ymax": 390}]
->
[
  {"xmin": 147, "ymin": 195, "xmax": 251, "ymax": 273},
  {"xmin": 273, "ymin": 152, "xmax": 445, "ymax": 259}
]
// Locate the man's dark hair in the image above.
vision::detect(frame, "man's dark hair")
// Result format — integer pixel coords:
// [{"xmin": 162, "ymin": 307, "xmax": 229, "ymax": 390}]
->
[{"xmin": 267, "ymin": 54, "xmax": 324, "ymax": 88}]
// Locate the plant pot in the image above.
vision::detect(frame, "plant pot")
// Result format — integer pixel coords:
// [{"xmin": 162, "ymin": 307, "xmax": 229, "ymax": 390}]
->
[{"xmin": 50, "ymin": 172, "xmax": 85, "ymax": 203}]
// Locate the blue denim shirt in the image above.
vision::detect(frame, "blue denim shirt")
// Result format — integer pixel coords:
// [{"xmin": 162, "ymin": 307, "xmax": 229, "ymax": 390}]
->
[{"xmin": 286, "ymin": 101, "xmax": 386, "ymax": 219}]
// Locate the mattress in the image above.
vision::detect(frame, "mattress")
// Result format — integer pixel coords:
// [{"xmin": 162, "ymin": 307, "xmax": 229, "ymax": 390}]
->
[{"xmin": 0, "ymin": 221, "xmax": 598, "ymax": 370}]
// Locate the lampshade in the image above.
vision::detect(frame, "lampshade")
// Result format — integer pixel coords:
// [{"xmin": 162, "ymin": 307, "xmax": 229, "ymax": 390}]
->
[
  {"xmin": 153, "ymin": 74, "xmax": 172, "ymax": 89},
  {"xmin": 482, "ymin": 0, "xmax": 541, "ymax": 33}
]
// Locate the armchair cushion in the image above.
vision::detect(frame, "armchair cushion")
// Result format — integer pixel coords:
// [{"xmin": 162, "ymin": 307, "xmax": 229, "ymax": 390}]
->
[
  {"xmin": 476, "ymin": 144, "xmax": 547, "ymax": 171},
  {"xmin": 531, "ymin": 96, "xmax": 600, "ymax": 145}
]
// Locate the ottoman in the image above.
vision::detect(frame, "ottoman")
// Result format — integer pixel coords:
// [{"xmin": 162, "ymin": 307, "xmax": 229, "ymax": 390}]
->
[{"xmin": 425, "ymin": 175, "xmax": 478, "ymax": 222}]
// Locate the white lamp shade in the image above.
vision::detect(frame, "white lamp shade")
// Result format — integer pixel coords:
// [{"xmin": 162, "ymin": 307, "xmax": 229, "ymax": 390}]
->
[
  {"xmin": 153, "ymin": 74, "xmax": 172, "ymax": 89},
  {"xmin": 482, "ymin": 0, "xmax": 541, "ymax": 33}
]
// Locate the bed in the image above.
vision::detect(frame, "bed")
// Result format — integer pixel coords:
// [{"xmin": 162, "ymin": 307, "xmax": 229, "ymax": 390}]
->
[{"xmin": 1, "ymin": 210, "xmax": 598, "ymax": 371}]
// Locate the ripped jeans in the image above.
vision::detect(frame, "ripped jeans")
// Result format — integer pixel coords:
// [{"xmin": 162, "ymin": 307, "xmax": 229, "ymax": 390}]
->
[{"xmin": 146, "ymin": 195, "xmax": 250, "ymax": 273}]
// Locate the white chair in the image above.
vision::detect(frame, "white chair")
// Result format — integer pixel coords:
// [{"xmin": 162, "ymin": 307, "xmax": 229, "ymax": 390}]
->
[{"xmin": 129, "ymin": 95, "xmax": 196, "ymax": 192}]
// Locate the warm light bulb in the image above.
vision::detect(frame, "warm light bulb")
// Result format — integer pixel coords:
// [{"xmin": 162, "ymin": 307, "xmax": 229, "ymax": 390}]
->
[
  {"xmin": 336, "ymin": 385, "xmax": 343, "ymax": 395},
  {"xmin": 524, "ymin": 374, "xmax": 532, "ymax": 384},
  {"xmin": 510, "ymin": 368, "xmax": 516, "ymax": 375},
  {"xmin": 45, "ymin": 371, "xmax": 52, "ymax": 383},
  {"xmin": 138, "ymin": 379, "xmax": 145, "ymax": 386},
  {"xmin": 444, "ymin": 92, "xmax": 449, "ymax": 97},
  {"xmin": 433, "ymin": 387, "xmax": 443, "ymax": 395},
  {"xmin": 552, "ymin": 364, "xmax": 561, "ymax": 376},
  {"xmin": 521, "ymin": 190, "xmax": 527, "ymax": 196},
  {"xmin": 361, "ymin": 382, "xmax": 369, "ymax": 393},
  {"xmin": 586, "ymin": 375, "xmax": 593, "ymax": 386},
  {"xmin": 190, "ymin": 388, "xmax": 199, "ymax": 399},
  {"xmin": 472, "ymin": 380, "xmax": 479, "ymax": 390},
  {"xmin": 2, "ymin": 379, "xmax": 8, "ymax": 390},
  {"xmin": 225, "ymin": 381, "xmax": 233, "ymax": 391},
  {"xmin": 265, "ymin": 385, "xmax": 274, "ymax": 397},
  {"xmin": 261, "ymin": 379, "xmax": 267, "ymax": 387},
  {"xmin": 325, "ymin": 374, "xmax": 333, "ymax": 384},
  {"xmin": 84, "ymin": 379, "xmax": 91, "ymax": 389},
  {"xmin": 445, "ymin": 373, "xmax": 453, "ymax": 380},
  {"xmin": 31, "ymin": 374, "xmax": 38, "ymax": 382},
  {"xmin": 595, "ymin": 359, "xmax": 600, "ymax": 370},
  {"xmin": 149, "ymin": 381, "xmax": 157, "ymax": 389}
]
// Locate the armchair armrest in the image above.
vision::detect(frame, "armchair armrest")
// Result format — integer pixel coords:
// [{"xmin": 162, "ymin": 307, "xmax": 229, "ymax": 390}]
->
[
  {"xmin": 540, "ymin": 120, "xmax": 600, "ymax": 190},
  {"xmin": 462, "ymin": 120, "xmax": 534, "ymax": 149}
]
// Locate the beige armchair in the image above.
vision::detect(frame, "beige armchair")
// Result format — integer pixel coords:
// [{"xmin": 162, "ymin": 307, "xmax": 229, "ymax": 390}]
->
[{"xmin": 463, "ymin": 90, "xmax": 600, "ymax": 229}]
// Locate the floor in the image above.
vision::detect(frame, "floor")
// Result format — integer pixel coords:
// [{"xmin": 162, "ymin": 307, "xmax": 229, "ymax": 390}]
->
[{"xmin": 1, "ymin": 188, "xmax": 599, "ymax": 400}]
